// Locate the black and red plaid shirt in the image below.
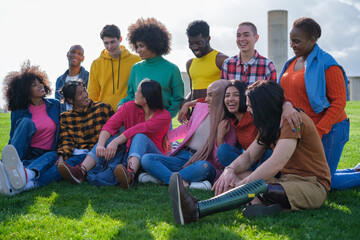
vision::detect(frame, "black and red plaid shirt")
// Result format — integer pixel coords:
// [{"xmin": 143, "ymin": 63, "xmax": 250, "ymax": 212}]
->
[{"xmin": 221, "ymin": 50, "xmax": 277, "ymax": 85}]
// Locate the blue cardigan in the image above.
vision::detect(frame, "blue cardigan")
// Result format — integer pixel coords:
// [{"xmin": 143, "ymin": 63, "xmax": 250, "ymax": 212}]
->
[
  {"xmin": 278, "ymin": 44, "xmax": 349, "ymax": 114},
  {"xmin": 9, "ymin": 98, "xmax": 60, "ymax": 151}
]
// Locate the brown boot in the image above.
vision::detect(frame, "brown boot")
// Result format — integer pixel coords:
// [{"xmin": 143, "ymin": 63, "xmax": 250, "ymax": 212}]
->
[
  {"xmin": 263, "ymin": 184, "xmax": 291, "ymax": 209},
  {"xmin": 58, "ymin": 161, "xmax": 87, "ymax": 184},
  {"xmin": 114, "ymin": 164, "xmax": 134, "ymax": 189},
  {"xmin": 169, "ymin": 172, "xmax": 199, "ymax": 225}
]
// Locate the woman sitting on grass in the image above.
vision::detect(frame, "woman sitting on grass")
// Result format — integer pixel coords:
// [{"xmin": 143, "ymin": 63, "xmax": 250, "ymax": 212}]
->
[
  {"xmin": 58, "ymin": 79, "xmax": 171, "ymax": 189},
  {"xmin": 169, "ymin": 80, "xmax": 331, "ymax": 225},
  {"xmin": 0, "ymin": 80, "xmax": 113, "ymax": 195},
  {"xmin": 217, "ymin": 80, "xmax": 272, "ymax": 170},
  {"xmin": 0, "ymin": 61, "xmax": 60, "ymax": 194},
  {"xmin": 140, "ymin": 79, "xmax": 236, "ymax": 190}
]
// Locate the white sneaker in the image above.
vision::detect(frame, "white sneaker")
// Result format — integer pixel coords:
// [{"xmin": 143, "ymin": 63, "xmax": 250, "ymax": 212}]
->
[
  {"xmin": 189, "ymin": 180, "xmax": 212, "ymax": 190},
  {"xmin": 138, "ymin": 172, "xmax": 161, "ymax": 184},
  {"xmin": 1, "ymin": 145, "xmax": 26, "ymax": 189},
  {"xmin": 0, "ymin": 162, "xmax": 21, "ymax": 195},
  {"xmin": 355, "ymin": 163, "xmax": 360, "ymax": 171}
]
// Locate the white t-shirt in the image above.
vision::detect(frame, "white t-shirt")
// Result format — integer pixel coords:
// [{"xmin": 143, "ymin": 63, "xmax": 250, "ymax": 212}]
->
[{"xmin": 64, "ymin": 74, "xmax": 79, "ymax": 111}]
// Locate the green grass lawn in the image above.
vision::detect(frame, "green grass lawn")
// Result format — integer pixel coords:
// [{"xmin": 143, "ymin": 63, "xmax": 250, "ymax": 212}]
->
[{"xmin": 0, "ymin": 102, "xmax": 359, "ymax": 239}]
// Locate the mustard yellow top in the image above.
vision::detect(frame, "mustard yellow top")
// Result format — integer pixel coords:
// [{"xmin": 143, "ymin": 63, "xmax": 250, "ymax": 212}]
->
[{"xmin": 189, "ymin": 50, "xmax": 221, "ymax": 90}]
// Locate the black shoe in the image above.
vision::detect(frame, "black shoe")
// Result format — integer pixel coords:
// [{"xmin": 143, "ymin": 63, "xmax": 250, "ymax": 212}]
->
[
  {"xmin": 169, "ymin": 173, "xmax": 199, "ymax": 225},
  {"xmin": 242, "ymin": 204, "xmax": 282, "ymax": 218}
]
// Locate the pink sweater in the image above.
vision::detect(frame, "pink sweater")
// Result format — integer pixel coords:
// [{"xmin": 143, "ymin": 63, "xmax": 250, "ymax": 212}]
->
[
  {"xmin": 168, "ymin": 103, "xmax": 237, "ymax": 180},
  {"xmin": 101, "ymin": 101, "xmax": 171, "ymax": 153}
]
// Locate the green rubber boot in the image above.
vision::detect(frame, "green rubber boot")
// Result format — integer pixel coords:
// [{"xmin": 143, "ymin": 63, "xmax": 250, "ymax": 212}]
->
[{"xmin": 198, "ymin": 179, "xmax": 267, "ymax": 218}]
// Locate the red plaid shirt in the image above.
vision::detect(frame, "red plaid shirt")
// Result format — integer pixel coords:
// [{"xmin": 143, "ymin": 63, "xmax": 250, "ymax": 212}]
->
[{"xmin": 221, "ymin": 50, "xmax": 277, "ymax": 85}]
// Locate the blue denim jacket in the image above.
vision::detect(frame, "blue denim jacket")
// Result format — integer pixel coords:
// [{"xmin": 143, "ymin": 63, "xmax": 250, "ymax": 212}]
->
[
  {"xmin": 55, "ymin": 66, "xmax": 89, "ymax": 112},
  {"xmin": 278, "ymin": 44, "xmax": 349, "ymax": 114},
  {"xmin": 9, "ymin": 98, "xmax": 60, "ymax": 150}
]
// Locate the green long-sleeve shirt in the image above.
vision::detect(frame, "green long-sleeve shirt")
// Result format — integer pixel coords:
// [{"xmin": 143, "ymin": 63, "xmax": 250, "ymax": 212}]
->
[{"xmin": 119, "ymin": 55, "xmax": 184, "ymax": 118}]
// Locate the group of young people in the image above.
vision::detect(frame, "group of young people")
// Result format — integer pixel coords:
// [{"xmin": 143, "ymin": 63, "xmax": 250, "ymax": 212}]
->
[{"xmin": 0, "ymin": 16, "xmax": 359, "ymax": 224}]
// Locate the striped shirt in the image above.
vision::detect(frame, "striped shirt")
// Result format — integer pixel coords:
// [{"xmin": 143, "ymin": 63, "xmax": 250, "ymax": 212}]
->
[
  {"xmin": 57, "ymin": 100, "xmax": 114, "ymax": 160},
  {"xmin": 221, "ymin": 50, "xmax": 277, "ymax": 85}
]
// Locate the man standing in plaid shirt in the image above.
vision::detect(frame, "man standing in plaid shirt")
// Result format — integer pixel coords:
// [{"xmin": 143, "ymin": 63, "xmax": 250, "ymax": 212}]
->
[{"xmin": 221, "ymin": 22, "xmax": 277, "ymax": 84}]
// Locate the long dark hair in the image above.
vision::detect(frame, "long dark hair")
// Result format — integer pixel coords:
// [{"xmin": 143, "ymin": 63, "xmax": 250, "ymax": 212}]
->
[
  {"xmin": 3, "ymin": 60, "xmax": 51, "ymax": 110},
  {"xmin": 139, "ymin": 79, "xmax": 164, "ymax": 110},
  {"xmin": 246, "ymin": 80, "xmax": 284, "ymax": 146},
  {"xmin": 224, "ymin": 80, "xmax": 247, "ymax": 118}
]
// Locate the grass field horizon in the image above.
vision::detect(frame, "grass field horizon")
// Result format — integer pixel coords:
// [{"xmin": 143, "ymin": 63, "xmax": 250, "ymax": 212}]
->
[{"xmin": 0, "ymin": 101, "xmax": 359, "ymax": 239}]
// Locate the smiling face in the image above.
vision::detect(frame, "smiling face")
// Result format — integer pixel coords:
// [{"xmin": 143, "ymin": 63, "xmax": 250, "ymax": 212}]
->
[
  {"xmin": 205, "ymin": 85, "xmax": 214, "ymax": 110},
  {"xmin": 136, "ymin": 41, "xmax": 157, "ymax": 60},
  {"xmin": 67, "ymin": 45, "xmax": 84, "ymax": 67},
  {"xmin": 224, "ymin": 86, "xmax": 240, "ymax": 114},
  {"xmin": 103, "ymin": 36, "xmax": 122, "ymax": 58},
  {"xmin": 289, "ymin": 27, "xmax": 316, "ymax": 59},
  {"xmin": 72, "ymin": 85, "xmax": 90, "ymax": 109},
  {"xmin": 30, "ymin": 79, "xmax": 46, "ymax": 99},
  {"xmin": 236, "ymin": 25, "xmax": 259, "ymax": 54},
  {"xmin": 188, "ymin": 34, "xmax": 210, "ymax": 58}
]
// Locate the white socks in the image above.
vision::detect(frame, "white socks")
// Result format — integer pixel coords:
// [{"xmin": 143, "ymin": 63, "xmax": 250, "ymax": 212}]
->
[{"xmin": 25, "ymin": 169, "xmax": 36, "ymax": 181}]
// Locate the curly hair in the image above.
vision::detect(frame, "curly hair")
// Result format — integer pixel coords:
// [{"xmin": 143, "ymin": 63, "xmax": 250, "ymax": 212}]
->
[
  {"xmin": 292, "ymin": 17, "xmax": 321, "ymax": 40},
  {"xmin": 3, "ymin": 60, "xmax": 51, "ymax": 111},
  {"xmin": 127, "ymin": 18, "xmax": 171, "ymax": 56},
  {"xmin": 186, "ymin": 20, "xmax": 210, "ymax": 38}
]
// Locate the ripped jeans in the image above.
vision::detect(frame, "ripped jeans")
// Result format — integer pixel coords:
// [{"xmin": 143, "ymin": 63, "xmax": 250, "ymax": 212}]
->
[{"xmin": 141, "ymin": 149, "xmax": 216, "ymax": 184}]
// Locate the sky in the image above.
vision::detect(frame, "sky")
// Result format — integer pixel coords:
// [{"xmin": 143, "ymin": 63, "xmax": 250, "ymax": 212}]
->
[{"xmin": 0, "ymin": 0, "xmax": 359, "ymax": 108}]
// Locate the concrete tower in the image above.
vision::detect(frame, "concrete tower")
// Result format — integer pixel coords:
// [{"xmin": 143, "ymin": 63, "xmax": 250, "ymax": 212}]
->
[{"xmin": 268, "ymin": 10, "xmax": 288, "ymax": 75}]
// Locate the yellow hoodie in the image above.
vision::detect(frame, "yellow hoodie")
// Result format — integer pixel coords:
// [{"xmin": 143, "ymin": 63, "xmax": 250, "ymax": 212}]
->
[{"xmin": 88, "ymin": 46, "xmax": 141, "ymax": 110}]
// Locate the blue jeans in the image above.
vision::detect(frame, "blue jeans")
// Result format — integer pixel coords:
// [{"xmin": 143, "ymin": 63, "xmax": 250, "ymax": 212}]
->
[
  {"xmin": 29, "ymin": 152, "xmax": 86, "ymax": 187},
  {"xmin": 87, "ymin": 154, "xmax": 125, "ymax": 187},
  {"xmin": 322, "ymin": 118, "xmax": 350, "ymax": 178},
  {"xmin": 331, "ymin": 168, "xmax": 360, "ymax": 189},
  {"xmin": 141, "ymin": 149, "xmax": 216, "ymax": 184},
  {"xmin": 217, "ymin": 143, "xmax": 272, "ymax": 171},
  {"xmin": 26, "ymin": 151, "xmax": 58, "ymax": 176},
  {"xmin": 9, "ymin": 118, "xmax": 37, "ymax": 160},
  {"xmin": 87, "ymin": 135, "xmax": 119, "ymax": 164},
  {"xmin": 86, "ymin": 135, "xmax": 127, "ymax": 186},
  {"xmin": 127, "ymin": 134, "xmax": 162, "ymax": 161},
  {"xmin": 10, "ymin": 118, "xmax": 52, "ymax": 165}
]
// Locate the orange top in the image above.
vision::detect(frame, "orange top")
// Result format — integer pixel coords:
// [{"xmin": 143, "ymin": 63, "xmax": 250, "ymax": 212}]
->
[
  {"xmin": 230, "ymin": 112, "xmax": 258, "ymax": 150},
  {"xmin": 280, "ymin": 59, "xmax": 347, "ymax": 137}
]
